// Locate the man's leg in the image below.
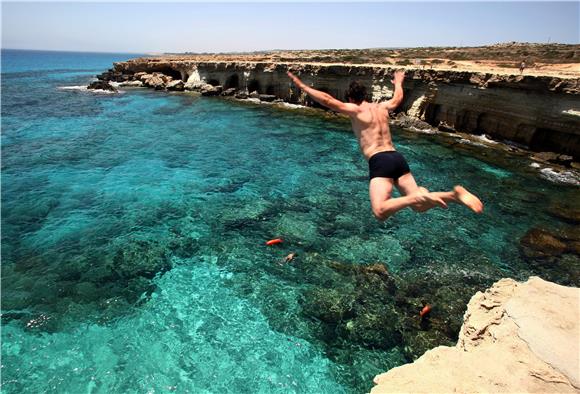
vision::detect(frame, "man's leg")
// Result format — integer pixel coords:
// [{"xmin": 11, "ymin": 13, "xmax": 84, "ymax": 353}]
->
[
  {"xmin": 429, "ymin": 186, "xmax": 483, "ymax": 213},
  {"xmin": 397, "ymin": 173, "xmax": 483, "ymax": 213},
  {"xmin": 369, "ymin": 177, "xmax": 446, "ymax": 221}
]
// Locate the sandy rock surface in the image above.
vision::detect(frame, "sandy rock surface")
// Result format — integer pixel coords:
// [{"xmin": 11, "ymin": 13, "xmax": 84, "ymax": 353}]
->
[{"xmin": 371, "ymin": 277, "xmax": 579, "ymax": 393}]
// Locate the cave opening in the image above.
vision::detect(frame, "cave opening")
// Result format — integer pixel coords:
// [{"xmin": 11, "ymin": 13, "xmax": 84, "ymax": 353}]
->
[
  {"xmin": 207, "ymin": 79, "xmax": 221, "ymax": 87},
  {"xmin": 248, "ymin": 80, "xmax": 261, "ymax": 94},
  {"xmin": 154, "ymin": 67, "xmax": 184, "ymax": 81},
  {"xmin": 423, "ymin": 103, "xmax": 442, "ymax": 125},
  {"xmin": 529, "ymin": 127, "xmax": 577, "ymax": 157},
  {"xmin": 225, "ymin": 74, "xmax": 240, "ymax": 90}
]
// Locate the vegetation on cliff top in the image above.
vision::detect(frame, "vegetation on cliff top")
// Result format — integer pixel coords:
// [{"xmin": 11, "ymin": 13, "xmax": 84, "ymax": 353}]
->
[{"xmin": 168, "ymin": 42, "xmax": 579, "ymax": 65}]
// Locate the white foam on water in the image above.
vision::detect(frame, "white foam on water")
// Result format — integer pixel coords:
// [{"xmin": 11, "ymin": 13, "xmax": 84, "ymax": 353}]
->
[
  {"xmin": 473, "ymin": 134, "xmax": 498, "ymax": 144},
  {"xmin": 459, "ymin": 138, "xmax": 489, "ymax": 148},
  {"xmin": 562, "ymin": 109, "xmax": 580, "ymax": 117},
  {"xmin": 243, "ymin": 98, "xmax": 263, "ymax": 104},
  {"xmin": 58, "ymin": 85, "xmax": 89, "ymax": 91},
  {"xmin": 277, "ymin": 102, "xmax": 306, "ymax": 109},
  {"xmin": 529, "ymin": 162, "xmax": 541, "ymax": 168},
  {"xmin": 408, "ymin": 126, "xmax": 438, "ymax": 134},
  {"xmin": 58, "ymin": 85, "xmax": 120, "ymax": 94},
  {"xmin": 539, "ymin": 167, "xmax": 580, "ymax": 186}
]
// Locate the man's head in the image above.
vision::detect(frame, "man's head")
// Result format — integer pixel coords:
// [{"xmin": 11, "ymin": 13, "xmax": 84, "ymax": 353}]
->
[{"xmin": 345, "ymin": 80, "xmax": 367, "ymax": 104}]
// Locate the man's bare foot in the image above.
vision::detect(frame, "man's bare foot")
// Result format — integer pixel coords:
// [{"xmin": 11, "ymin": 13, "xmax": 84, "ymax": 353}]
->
[
  {"xmin": 413, "ymin": 187, "xmax": 448, "ymax": 210},
  {"xmin": 454, "ymin": 186, "xmax": 484, "ymax": 213}
]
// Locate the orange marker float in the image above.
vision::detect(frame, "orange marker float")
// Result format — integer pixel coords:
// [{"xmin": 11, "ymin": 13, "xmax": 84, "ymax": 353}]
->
[
  {"xmin": 420, "ymin": 304, "xmax": 432, "ymax": 318},
  {"xmin": 265, "ymin": 238, "xmax": 283, "ymax": 246}
]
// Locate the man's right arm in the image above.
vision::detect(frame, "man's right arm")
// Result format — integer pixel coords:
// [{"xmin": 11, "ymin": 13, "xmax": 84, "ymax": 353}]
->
[
  {"xmin": 381, "ymin": 70, "xmax": 405, "ymax": 111},
  {"xmin": 287, "ymin": 72, "xmax": 359, "ymax": 116}
]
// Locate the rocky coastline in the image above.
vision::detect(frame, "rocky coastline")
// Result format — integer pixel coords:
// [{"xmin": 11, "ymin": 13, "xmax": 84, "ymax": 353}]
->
[{"xmin": 91, "ymin": 56, "xmax": 580, "ymax": 166}]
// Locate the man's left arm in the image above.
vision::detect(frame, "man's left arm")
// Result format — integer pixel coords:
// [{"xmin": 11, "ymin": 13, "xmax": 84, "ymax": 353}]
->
[
  {"xmin": 381, "ymin": 70, "xmax": 405, "ymax": 111},
  {"xmin": 287, "ymin": 72, "xmax": 358, "ymax": 116}
]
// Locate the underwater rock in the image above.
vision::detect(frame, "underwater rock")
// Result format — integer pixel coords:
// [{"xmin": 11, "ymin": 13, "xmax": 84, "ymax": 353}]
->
[
  {"xmin": 339, "ymin": 308, "xmax": 402, "ymax": 349},
  {"xmin": 392, "ymin": 261, "xmax": 503, "ymax": 360},
  {"xmin": 302, "ymin": 287, "xmax": 355, "ymax": 324},
  {"xmin": 1, "ymin": 239, "xmax": 175, "ymax": 332},
  {"xmin": 546, "ymin": 202, "xmax": 580, "ymax": 224},
  {"xmin": 300, "ymin": 261, "xmax": 408, "ymax": 351},
  {"xmin": 401, "ymin": 327, "xmax": 452, "ymax": 361},
  {"xmin": 274, "ymin": 214, "xmax": 319, "ymax": 247},
  {"xmin": 111, "ymin": 239, "xmax": 172, "ymax": 279},
  {"xmin": 520, "ymin": 227, "xmax": 567, "ymax": 258},
  {"xmin": 305, "ymin": 257, "xmax": 479, "ymax": 355},
  {"xmin": 325, "ymin": 261, "xmax": 398, "ymax": 298}
]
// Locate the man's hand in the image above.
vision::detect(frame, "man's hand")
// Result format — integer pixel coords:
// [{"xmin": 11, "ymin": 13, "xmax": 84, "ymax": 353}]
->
[
  {"xmin": 287, "ymin": 71, "xmax": 306, "ymax": 90},
  {"xmin": 391, "ymin": 70, "xmax": 405, "ymax": 86}
]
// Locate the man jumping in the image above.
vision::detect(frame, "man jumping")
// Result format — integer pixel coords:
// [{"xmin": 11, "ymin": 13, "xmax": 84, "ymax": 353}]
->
[{"xmin": 287, "ymin": 70, "xmax": 483, "ymax": 221}]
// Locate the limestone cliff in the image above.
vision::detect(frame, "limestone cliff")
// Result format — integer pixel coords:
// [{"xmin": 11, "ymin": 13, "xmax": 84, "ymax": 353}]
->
[
  {"xmin": 97, "ymin": 57, "xmax": 580, "ymax": 159},
  {"xmin": 371, "ymin": 277, "xmax": 580, "ymax": 393}
]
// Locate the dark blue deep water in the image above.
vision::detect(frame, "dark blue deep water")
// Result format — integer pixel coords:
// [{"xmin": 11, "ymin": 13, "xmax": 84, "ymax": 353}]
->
[{"xmin": 2, "ymin": 49, "xmax": 579, "ymax": 393}]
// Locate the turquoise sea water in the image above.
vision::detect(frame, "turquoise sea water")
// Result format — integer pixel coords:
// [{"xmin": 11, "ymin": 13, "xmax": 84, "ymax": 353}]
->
[{"xmin": 2, "ymin": 50, "xmax": 579, "ymax": 393}]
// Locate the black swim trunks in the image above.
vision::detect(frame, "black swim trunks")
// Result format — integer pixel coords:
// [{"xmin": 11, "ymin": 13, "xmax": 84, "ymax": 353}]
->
[{"xmin": 368, "ymin": 150, "xmax": 411, "ymax": 180}]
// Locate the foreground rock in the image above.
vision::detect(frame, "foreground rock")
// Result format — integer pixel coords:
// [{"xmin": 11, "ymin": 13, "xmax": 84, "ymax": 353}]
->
[{"xmin": 371, "ymin": 277, "xmax": 579, "ymax": 393}]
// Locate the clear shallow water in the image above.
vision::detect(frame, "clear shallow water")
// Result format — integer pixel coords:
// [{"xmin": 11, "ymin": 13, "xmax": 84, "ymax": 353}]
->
[{"xmin": 2, "ymin": 50, "xmax": 579, "ymax": 393}]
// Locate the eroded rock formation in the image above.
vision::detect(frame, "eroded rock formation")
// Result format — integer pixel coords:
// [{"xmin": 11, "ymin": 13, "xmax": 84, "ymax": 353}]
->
[{"xmin": 371, "ymin": 277, "xmax": 580, "ymax": 393}]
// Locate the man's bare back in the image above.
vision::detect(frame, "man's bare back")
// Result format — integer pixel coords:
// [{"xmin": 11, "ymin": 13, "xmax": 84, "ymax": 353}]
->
[
  {"xmin": 350, "ymin": 101, "xmax": 395, "ymax": 159},
  {"xmin": 287, "ymin": 70, "xmax": 483, "ymax": 220}
]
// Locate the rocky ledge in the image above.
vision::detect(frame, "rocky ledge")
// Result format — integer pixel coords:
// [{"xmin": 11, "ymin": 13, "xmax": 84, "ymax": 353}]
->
[{"xmin": 371, "ymin": 277, "xmax": 579, "ymax": 393}]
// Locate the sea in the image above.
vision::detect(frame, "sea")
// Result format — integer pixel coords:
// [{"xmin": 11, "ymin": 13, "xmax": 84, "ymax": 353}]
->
[{"xmin": 2, "ymin": 49, "xmax": 579, "ymax": 393}]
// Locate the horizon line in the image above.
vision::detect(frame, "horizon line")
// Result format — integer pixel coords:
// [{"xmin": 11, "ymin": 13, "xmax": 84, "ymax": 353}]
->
[{"xmin": 3, "ymin": 41, "xmax": 578, "ymax": 56}]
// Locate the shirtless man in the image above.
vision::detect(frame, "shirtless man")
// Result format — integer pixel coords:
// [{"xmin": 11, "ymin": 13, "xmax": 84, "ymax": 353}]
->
[{"xmin": 287, "ymin": 70, "xmax": 483, "ymax": 220}]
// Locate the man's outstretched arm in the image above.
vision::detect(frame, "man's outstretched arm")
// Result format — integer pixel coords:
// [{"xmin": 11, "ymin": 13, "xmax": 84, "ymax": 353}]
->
[
  {"xmin": 287, "ymin": 72, "xmax": 358, "ymax": 116},
  {"xmin": 381, "ymin": 70, "xmax": 405, "ymax": 111}
]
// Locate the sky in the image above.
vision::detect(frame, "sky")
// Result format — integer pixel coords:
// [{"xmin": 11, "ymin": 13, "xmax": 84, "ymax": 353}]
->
[{"xmin": 1, "ymin": 1, "xmax": 579, "ymax": 53}]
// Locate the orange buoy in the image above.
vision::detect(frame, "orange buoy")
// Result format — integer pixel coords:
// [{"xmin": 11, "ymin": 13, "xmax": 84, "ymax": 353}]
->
[
  {"xmin": 419, "ymin": 304, "xmax": 432, "ymax": 318},
  {"xmin": 266, "ymin": 238, "xmax": 283, "ymax": 246}
]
